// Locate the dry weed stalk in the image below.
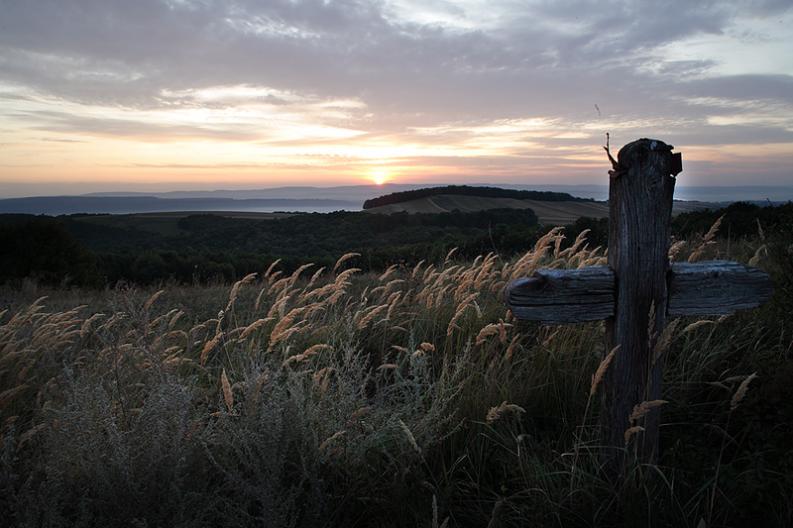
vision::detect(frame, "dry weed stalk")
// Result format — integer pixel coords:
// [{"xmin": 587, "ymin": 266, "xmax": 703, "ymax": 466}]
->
[
  {"xmin": 418, "ymin": 342, "xmax": 435, "ymax": 353},
  {"xmin": 398, "ymin": 419, "xmax": 421, "ymax": 454},
  {"xmin": 225, "ymin": 273, "xmax": 257, "ymax": 312},
  {"xmin": 446, "ymin": 293, "xmax": 479, "ymax": 336},
  {"xmin": 653, "ymin": 319, "xmax": 680, "ymax": 365},
  {"xmin": 504, "ymin": 335, "xmax": 521, "ymax": 361},
  {"xmin": 270, "ymin": 306, "xmax": 308, "ymax": 341},
  {"xmin": 80, "ymin": 313, "xmax": 106, "ymax": 338},
  {"xmin": 220, "ymin": 368, "xmax": 234, "ymax": 412},
  {"xmin": 349, "ymin": 406, "xmax": 372, "ymax": 422},
  {"xmin": 143, "ymin": 290, "xmax": 165, "ymax": 312},
  {"xmin": 239, "ymin": 318, "xmax": 273, "ymax": 340},
  {"xmin": 263, "ymin": 259, "xmax": 282, "ymax": 281},
  {"xmin": 319, "ymin": 430, "xmax": 346, "ymax": 453},
  {"xmin": 624, "ymin": 425, "xmax": 645, "ymax": 445},
  {"xmin": 590, "ymin": 346, "xmax": 618, "ymax": 397},
  {"xmin": 411, "ymin": 259, "xmax": 426, "ymax": 279},
  {"xmin": 688, "ymin": 214, "xmax": 724, "ymax": 262},
  {"xmin": 356, "ymin": 304, "xmax": 389, "ymax": 329},
  {"xmin": 668, "ymin": 240, "xmax": 686, "ymax": 261},
  {"xmin": 313, "ymin": 367, "xmax": 335, "ymax": 393},
  {"xmin": 444, "ymin": 247, "xmax": 458, "ymax": 264},
  {"xmin": 485, "ymin": 401, "xmax": 525, "ymax": 424},
  {"xmin": 748, "ymin": 244, "xmax": 767, "ymax": 267},
  {"xmin": 629, "ymin": 400, "xmax": 668, "ymax": 422},
  {"xmin": 303, "ymin": 266, "xmax": 326, "ymax": 292},
  {"xmin": 333, "ymin": 252, "xmax": 360, "ymax": 273},
  {"xmin": 756, "ymin": 218, "xmax": 765, "ymax": 240},
  {"xmin": 379, "ymin": 264, "xmax": 399, "ymax": 282},
  {"xmin": 288, "ymin": 264, "xmax": 314, "ymax": 287},
  {"xmin": 475, "ymin": 323, "xmax": 500, "ymax": 346},
  {"xmin": 682, "ymin": 319, "xmax": 715, "ymax": 334},
  {"xmin": 282, "ymin": 344, "xmax": 333, "ymax": 367},
  {"xmin": 200, "ymin": 333, "xmax": 222, "ymax": 366},
  {"xmin": 475, "ymin": 321, "xmax": 512, "ymax": 346},
  {"xmin": 730, "ymin": 372, "xmax": 758, "ymax": 411},
  {"xmin": 559, "ymin": 229, "xmax": 590, "ymax": 258}
]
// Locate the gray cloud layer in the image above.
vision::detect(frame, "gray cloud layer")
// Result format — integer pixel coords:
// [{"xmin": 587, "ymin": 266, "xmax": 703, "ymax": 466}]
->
[{"xmin": 1, "ymin": 0, "xmax": 792, "ymax": 186}]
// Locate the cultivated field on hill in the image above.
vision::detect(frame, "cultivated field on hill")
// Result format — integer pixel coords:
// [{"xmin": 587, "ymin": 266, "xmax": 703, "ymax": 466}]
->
[
  {"xmin": 1, "ymin": 218, "xmax": 791, "ymax": 527},
  {"xmin": 365, "ymin": 193, "xmax": 713, "ymax": 224}
]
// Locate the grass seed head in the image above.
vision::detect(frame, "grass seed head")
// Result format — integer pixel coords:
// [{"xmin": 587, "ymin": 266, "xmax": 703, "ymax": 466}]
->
[
  {"xmin": 220, "ymin": 368, "xmax": 234, "ymax": 412},
  {"xmin": 730, "ymin": 372, "xmax": 758, "ymax": 411},
  {"xmin": 333, "ymin": 252, "xmax": 360, "ymax": 273},
  {"xmin": 624, "ymin": 425, "xmax": 645, "ymax": 445},
  {"xmin": 629, "ymin": 400, "xmax": 668, "ymax": 423},
  {"xmin": 590, "ymin": 346, "xmax": 618, "ymax": 397},
  {"xmin": 486, "ymin": 401, "xmax": 526, "ymax": 424}
]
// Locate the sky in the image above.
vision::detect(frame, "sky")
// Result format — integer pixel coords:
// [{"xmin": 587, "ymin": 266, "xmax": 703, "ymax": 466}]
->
[{"xmin": 1, "ymin": 0, "xmax": 792, "ymax": 197}]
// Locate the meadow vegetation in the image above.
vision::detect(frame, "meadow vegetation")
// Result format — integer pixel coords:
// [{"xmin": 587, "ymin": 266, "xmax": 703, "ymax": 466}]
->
[{"xmin": 0, "ymin": 213, "xmax": 792, "ymax": 527}]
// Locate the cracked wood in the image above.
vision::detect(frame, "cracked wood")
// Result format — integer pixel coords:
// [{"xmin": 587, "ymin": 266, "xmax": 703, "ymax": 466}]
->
[{"xmin": 506, "ymin": 260, "xmax": 772, "ymax": 324}]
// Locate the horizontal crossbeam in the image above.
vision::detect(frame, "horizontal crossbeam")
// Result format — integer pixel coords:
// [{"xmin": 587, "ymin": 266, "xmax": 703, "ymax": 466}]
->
[{"xmin": 506, "ymin": 260, "xmax": 773, "ymax": 324}]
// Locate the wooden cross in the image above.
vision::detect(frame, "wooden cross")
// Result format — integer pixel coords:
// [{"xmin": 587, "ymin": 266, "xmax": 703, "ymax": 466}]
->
[{"xmin": 504, "ymin": 138, "xmax": 773, "ymax": 470}]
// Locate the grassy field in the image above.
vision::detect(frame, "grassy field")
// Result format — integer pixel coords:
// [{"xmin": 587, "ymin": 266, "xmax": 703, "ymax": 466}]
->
[
  {"xmin": 365, "ymin": 194, "xmax": 713, "ymax": 225},
  {"xmin": 1, "ymin": 222, "xmax": 791, "ymax": 527}
]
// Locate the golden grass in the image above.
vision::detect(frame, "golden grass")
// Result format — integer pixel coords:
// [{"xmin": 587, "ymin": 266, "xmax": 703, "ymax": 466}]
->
[
  {"xmin": 629, "ymin": 400, "xmax": 668, "ymax": 423},
  {"xmin": 590, "ymin": 346, "xmax": 618, "ymax": 397},
  {"xmin": 688, "ymin": 214, "xmax": 724, "ymax": 262},
  {"xmin": 730, "ymin": 372, "xmax": 758, "ymax": 411},
  {"xmin": 220, "ymin": 368, "xmax": 234, "ymax": 412},
  {"xmin": 0, "ymin": 224, "xmax": 775, "ymax": 526},
  {"xmin": 485, "ymin": 401, "xmax": 526, "ymax": 424}
]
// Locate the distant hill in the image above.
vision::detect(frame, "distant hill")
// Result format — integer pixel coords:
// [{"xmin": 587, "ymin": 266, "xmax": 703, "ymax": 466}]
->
[
  {"xmin": 0, "ymin": 196, "xmax": 358, "ymax": 215},
  {"xmin": 366, "ymin": 194, "xmax": 608, "ymax": 225},
  {"xmin": 362, "ymin": 185, "xmax": 591, "ymax": 209},
  {"xmin": 364, "ymin": 187, "xmax": 713, "ymax": 225}
]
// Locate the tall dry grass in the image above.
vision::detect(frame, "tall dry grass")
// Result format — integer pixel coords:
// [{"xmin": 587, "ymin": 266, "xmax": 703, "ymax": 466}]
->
[{"xmin": 0, "ymin": 221, "xmax": 790, "ymax": 527}]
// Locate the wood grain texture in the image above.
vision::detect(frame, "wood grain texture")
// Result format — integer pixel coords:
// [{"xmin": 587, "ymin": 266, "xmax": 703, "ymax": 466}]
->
[
  {"xmin": 603, "ymin": 138, "xmax": 676, "ymax": 465},
  {"xmin": 505, "ymin": 261, "xmax": 772, "ymax": 321},
  {"xmin": 506, "ymin": 267, "xmax": 615, "ymax": 323},
  {"xmin": 668, "ymin": 261, "xmax": 773, "ymax": 315}
]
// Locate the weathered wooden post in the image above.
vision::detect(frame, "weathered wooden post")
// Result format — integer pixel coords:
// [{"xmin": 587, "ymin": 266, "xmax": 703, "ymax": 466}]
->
[
  {"xmin": 505, "ymin": 138, "xmax": 773, "ymax": 472},
  {"xmin": 603, "ymin": 138, "xmax": 675, "ymax": 463}
]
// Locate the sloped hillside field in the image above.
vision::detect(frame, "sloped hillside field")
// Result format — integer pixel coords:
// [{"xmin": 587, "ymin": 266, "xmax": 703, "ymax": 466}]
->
[{"xmin": 1, "ymin": 224, "xmax": 792, "ymax": 527}]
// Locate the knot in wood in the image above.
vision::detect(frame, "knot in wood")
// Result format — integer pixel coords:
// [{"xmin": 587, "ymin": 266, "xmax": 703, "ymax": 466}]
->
[{"xmin": 524, "ymin": 274, "xmax": 548, "ymax": 290}]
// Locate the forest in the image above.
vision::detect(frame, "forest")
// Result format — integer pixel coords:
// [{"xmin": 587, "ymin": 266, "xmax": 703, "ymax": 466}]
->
[
  {"xmin": 0, "ymin": 208, "xmax": 540, "ymax": 287},
  {"xmin": 2, "ymin": 201, "xmax": 792, "ymax": 288}
]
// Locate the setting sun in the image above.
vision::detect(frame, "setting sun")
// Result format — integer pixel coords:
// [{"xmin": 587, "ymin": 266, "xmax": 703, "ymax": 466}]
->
[{"xmin": 369, "ymin": 168, "xmax": 391, "ymax": 185}]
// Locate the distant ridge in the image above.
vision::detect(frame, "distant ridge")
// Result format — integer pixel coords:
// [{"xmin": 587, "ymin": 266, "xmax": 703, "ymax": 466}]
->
[
  {"xmin": 0, "ymin": 196, "xmax": 357, "ymax": 216},
  {"xmin": 363, "ymin": 186, "xmax": 716, "ymax": 225},
  {"xmin": 362, "ymin": 185, "xmax": 590, "ymax": 209},
  {"xmin": 5, "ymin": 183, "xmax": 791, "ymax": 203}
]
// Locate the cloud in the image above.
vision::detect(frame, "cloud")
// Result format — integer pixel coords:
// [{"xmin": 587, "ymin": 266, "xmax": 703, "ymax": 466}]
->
[
  {"xmin": 679, "ymin": 74, "xmax": 793, "ymax": 104},
  {"xmin": 0, "ymin": 0, "xmax": 791, "ymax": 188}
]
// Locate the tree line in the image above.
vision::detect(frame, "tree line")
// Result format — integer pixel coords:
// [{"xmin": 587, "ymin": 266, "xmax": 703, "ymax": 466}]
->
[
  {"xmin": 362, "ymin": 185, "xmax": 591, "ymax": 209},
  {"xmin": 0, "ymin": 208, "xmax": 540, "ymax": 287},
  {"xmin": 2, "ymin": 201, "xmax": 789, "ymax": 288}
]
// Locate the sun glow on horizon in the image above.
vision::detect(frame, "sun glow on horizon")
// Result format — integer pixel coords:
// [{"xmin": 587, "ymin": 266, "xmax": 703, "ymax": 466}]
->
[{"xmin": 369, "ymin": 168, "xmax": 391, "ymax": 185}]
